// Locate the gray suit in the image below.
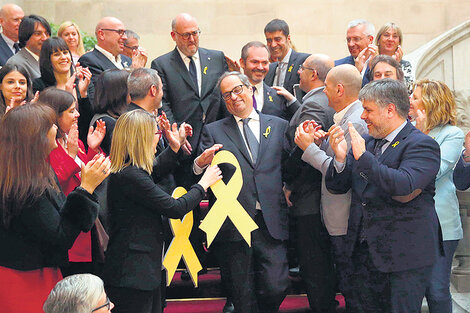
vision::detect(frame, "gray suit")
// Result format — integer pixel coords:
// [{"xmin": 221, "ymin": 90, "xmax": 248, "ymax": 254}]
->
[
  {"xmin": 5, "ymin": 48, "xmax": 40, "ymax": 79},
  {"xmin": 301, "ymin": 99, "xmax": 367, "ymax": 235}
]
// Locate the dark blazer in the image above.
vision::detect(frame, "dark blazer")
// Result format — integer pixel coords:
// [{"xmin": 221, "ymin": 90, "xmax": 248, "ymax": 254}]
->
[
  {"xmin": 325, "ymin": 121, "xmax": 441, "ymax": 272},
  {"xmin": 0, "ymin": 186, "xmax": 99, "ymax": 270},
  {"xmin": 198, "ymin": 112, "xmax": 290, "ymax": 242},
  {"xmin": 150, "ymin": 47, "xmax": 229, "ymax": 154},
  {"xmin": 264, "ymin": 50, "xmax": 310, "ymax": 95},
  {"xmin": 0, "ymin": 35, "xmax": 14, "ymax": 66},
  {"xmin": 335, "ymin": 55, "xmax": 370, "ymax": 87},
  {"xmin": 78, "ymin": 48, "xmax": 131, "ymax": 87},
  {"xmin": 454, "ymin": 155, "xmax": 470, "ymax": 190},
  {"xmin": 284, "ymin": 87, "xmax": 335, "ymax": 216},
  {"xmin": 102, "ymin": 147, "xmax": 205, "ymax": 291},
  {"xmin": 261, "ymin": 82, "xmax": 300, "ymax": 121},
  {"xmin": 5, "ymin": 48, "xmax": 40, "ymax": 79}
]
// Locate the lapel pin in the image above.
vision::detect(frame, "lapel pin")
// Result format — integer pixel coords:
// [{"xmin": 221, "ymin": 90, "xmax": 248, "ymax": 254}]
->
[
  {"xmin": 208, "ymin": 57, "xmax": 211, "ymax": 60},
  {"xmin": 392, "ymin": 141, "xmax": 399, "ymax": 148},
  {"xmin": 268, "ymin": 95, "xmax": 273, "ymax": 102},
  {"xmin": 263, "ymin": 126, "xmax": 271, "ymax": 138},
  {"xmin": 288, "ymin": 65, "xmax": 293, "ymax": 72},
  {"xmin": 203, "ymin": 66, "xmax": 208, "ymax": 75}
]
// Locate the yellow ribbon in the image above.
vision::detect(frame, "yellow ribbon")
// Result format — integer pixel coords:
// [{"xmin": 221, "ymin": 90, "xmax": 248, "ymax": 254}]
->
[
  {"xmin": 203, "ymin": 66, "xmax": 208, "ymax": 74},
  {"xmin": 263, "ymin": 126, "xmax": 271, "ymax": 138},
  {"xmin": 163, "ymin": 187, "xmax": 202, "ymax": 287},
  {"xmin": 392, "ymin": 141, "xmax": 399, "ymax": 148},
  {"xmin": 199, "ymin": 150, "xmax": 258, "ymax": 247},
  {"xmin": 288, "ymin": 65, "xmax": 293, "ymax": 72},
  {"xmin": 268, "ymin": 95, "xmax": 273, "ymax": 102}
]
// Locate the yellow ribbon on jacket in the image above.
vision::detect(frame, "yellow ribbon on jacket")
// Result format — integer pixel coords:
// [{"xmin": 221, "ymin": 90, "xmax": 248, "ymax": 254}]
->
[
  {"xmin": 199, "ymin": 150, "xmax": 258, "ymax": 247},
  {"xmin": 163, "ymin": 187, "xmax": 202, "ymax": 287}
]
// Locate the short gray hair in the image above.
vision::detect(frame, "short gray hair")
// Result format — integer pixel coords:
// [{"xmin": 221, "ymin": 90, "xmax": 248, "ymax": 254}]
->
[
  {"xmin": 216, "ymin": 71, "xmax": 251, "ymax": 91},
  {"xmin": 359, "ymin": 79, "xmax": 409, "ymax": 119},
  {"xmin": 43, "ymin": 274, "xmax": 104, "ymax": 313},
  {"xmin": 128, "ymin": 68, "xmax": 161, "ymax": 101},
  {"xmin": 125, "ymin": 29, "xmax": 140, "ymax": 41},
  {"xmin": 348, "ymin": 19, "xmax": 375, "ymax": 37}
]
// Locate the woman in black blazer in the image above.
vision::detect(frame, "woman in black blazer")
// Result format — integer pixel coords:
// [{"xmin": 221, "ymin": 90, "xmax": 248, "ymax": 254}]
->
[
  {"xmin": 0, "ymin": 104, "xmax": 110, "ymax": 312},
  {"xmin": 102, "ymin": 110, "xmax": 221, "ymax": 313}
]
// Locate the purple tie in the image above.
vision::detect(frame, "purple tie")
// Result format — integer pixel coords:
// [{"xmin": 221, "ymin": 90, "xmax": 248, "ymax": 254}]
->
[{"xmin": 252, "ymin": 86, "xmax": 257, "ymax": 110}]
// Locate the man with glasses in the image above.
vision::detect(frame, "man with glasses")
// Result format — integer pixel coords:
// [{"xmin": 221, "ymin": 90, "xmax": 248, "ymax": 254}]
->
[
  {"xmin": 0, "ymin": 3, "xmax": 24, "ymax": 66},
  {"xmin": 122, "ymin": 29, "xmax": 148, "ymax": 68},
  {"xmin": 335, "ymin": 19, "xmax": 376, "ymax": 86},
  {"xmin": 194, "ymin": 71, "xmax": 290, "ymax": 313},
  {"xmin": 5, "ymin": 14, "xmax": 50, "ymax": 79},
  {"xmin": 78, "ymin": 16, "xmax": 132, "ymax": 87}
]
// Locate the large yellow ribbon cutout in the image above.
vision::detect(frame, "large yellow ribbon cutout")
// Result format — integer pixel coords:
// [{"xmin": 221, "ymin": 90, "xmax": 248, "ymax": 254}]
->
[
  {"xmin": 163, "ymin": 187, "xmax": 202, "ymax": 287},
  {"xmin": 199, "ymin": 150, "xmax": 259, "ymax": 247}
]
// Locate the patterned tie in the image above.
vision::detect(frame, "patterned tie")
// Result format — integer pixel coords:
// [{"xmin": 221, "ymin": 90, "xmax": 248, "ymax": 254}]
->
[
  {"xmin": 251, "ymin": 86, "xmax": 257, "ymax": 110},
  {"xmin": 373, "ymin": 139, "xmax": 388, "ymax": 158},
  {"xmin": 13, "ymin": 43, "xmax": 20, "ymax": 53},
  {"xmin": 188, "ymin": 56, "xmax": 198, "ymax": 91},
  {"xmin": 241, "ymin": 118, "xmax": 259, "ymax": 164}
]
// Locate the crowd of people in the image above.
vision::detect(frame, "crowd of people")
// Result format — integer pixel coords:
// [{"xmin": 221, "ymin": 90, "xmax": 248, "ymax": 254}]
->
[{"xmin": 0, "ymin": 3, "xmax": 468, "ymax": 313}]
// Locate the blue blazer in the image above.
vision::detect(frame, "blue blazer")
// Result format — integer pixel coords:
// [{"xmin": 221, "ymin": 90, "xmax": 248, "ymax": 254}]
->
[
  {"xmin": 0, "ymin": 35, "xmax": 14, "ymax": 66},
  {"xmin": 325, "ymin": 121, "xmax": 441, "ymax": 272},
  {"xmin": 454, "ymin": 153, "xmax": 470, "ymax": 191},
  {"xmin": 335, "ymin": 55, "xmax": 370, "ymax": 87}
]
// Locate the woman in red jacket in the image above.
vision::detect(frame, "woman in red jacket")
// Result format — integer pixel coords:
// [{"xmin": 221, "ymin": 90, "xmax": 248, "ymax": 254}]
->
[{"xmin": 40, "ymin": 87, "xmax": 106, "ymax": 276}]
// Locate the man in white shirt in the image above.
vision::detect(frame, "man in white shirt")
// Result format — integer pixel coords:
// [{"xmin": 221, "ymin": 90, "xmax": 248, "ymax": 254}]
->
[{"xmin": 0, "ymin": 3, "xmax": 24, "ymax": 66}]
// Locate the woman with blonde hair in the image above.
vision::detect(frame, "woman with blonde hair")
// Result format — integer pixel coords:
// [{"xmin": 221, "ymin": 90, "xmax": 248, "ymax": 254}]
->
[
  {"xmin": 410, "ymin": 79, "xmax": 463, "ymax": 313},
  {"xmin": 102, "ymin": 110, "xmax": 222, "ymax": 313},
  {"xmin": 58, "ymin": 21, "xmax": 86, "ymax": 64}
]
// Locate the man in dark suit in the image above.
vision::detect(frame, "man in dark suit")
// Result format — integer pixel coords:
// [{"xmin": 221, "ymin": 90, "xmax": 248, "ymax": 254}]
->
[
  {"xmin": 335, "ymin": 19, "xmax": 377, "ymax": 87},
  {"xmin": 283, "ymin": 54, "xmax": 337, "ymax": 313},
  {"xmin": 325, "ymin": 79, "xmax": 441, "ymax": 312},
  {"xmin": 78, "ymin": 17, "xmax": 132, "ymax": 87},
  {"xmin": 263, "ymin": 19, "xmax": 309, "ymax": 96},
  {"xmin": 0, "ymin": 4, "xmax": 24, "ymax": 66},
  {"xmin": 6, "ymin": 14, "xmax": 50, "ymax": 79},
  {"xmin": 195, "ymin": 72, "xmax": 290, "ymax": 313},
  {"xmin": 150, "ymin": 13, "xmax": 228, "ymax": 188},
  {"xmin": 239, "ymin": 41, "xmax": 299, "ymax": 121}
]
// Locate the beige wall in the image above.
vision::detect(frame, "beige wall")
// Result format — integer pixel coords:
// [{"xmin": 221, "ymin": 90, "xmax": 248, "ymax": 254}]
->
[{"xmin": 10, "ymin": 0, "xmax": 470, "ymax": 62}]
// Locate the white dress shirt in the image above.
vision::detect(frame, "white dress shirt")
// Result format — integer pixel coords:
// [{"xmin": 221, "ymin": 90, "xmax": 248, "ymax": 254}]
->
[
  {"xmin": 177, "ymin": 47, "xmax": 202, "ymax": 95},
  {"xmin": 252, "ymin": 81, "xmax": 264, "ymax": 112},
  {"xmin": 1, "ymin": 33, "xmax": 17, "ymax": 54},
  {"xmin": 95, "ymin": 45, "xmax": 124, "ymax": 69}
]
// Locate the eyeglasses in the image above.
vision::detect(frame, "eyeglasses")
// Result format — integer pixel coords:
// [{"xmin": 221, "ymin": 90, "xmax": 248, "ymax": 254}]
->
[
  {"xmin": 101, "ymin": 28, "xmax": 126, "ymax": 36},
  {"xmin": 124, "ymin": 44, "xmax": 139, "ymax": 51},
  {"xmin": 222, "ymin": 84, "xmax": 245, "ymax": 101},
  {"xmin": 174, "ymin": 30, "xmax": 201, "ymax": 40},
  {"xmin": 92, "ymin": 297, "xmax": 110, "ymax": 312},
  {"xmin": 299, "ymin": 64, "xmax": 315, "ymax": 72},
  {"xmin": 346, "ymin": 36, "xmax": 366, "ymax": 44}
]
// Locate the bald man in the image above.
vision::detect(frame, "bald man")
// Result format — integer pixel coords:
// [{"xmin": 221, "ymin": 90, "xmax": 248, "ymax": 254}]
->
[
  {"xmin": 78, "ymin": 17, "xmax": 132, "ymax": 87},
  {"xmin": 150, "ymin": 13, "xmax": 228, "ymax": 189},
  {"xmin": 0, "ymin": 4, "xmax": 23, "ymax": 66}
]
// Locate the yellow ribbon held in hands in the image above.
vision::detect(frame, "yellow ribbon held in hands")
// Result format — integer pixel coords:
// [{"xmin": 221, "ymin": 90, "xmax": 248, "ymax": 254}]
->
[
  {"xmin": 199, "ymin": 150, "xmax": 258, "ymax": 247},
  {"xmin": 163, "ymin": 187, "xmax": 202, "ymax": 287}
]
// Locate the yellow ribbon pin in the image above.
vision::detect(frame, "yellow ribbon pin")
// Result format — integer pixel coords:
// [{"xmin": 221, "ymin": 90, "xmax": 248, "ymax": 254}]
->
[
  {"xmin": 200, "ymin": 150, "xmax": 258, "ymax": 247},
  {"xmin": 163, "ymin": 187, "xmax": 202, "ymax": 287},
  {"xmin": 203, "ymin": 66, "xmax": 208, "ymax": 74},
  {"xmin": 392, "ymin": 141, "xmax": 399, "ymax": 148},
  {"xmin": 263, "ymin": 126, "xmax": 271, "ymax": 138},
  {"xmin": 268, "ymin": 95, "xmax": 273, "ymax": 102},
  {"xmin": 288, "ymin": 65, "xmax": 293, "ymax": 72}
]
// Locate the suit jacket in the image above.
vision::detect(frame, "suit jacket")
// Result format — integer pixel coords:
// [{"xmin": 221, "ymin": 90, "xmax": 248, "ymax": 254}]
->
[
  {"xmin": 151, "ymin": 47, "xmax": 228, "ymax": 154},
  {"xmin": 78, "ymin": 48, "xmax": 131, "ymax": 87},
  {"xmin": 0, "ymin": 185, "xmax": 99, "ymax": 270},
  {"xmin": 5, "ymin": 48, "xmax": 40, "ymax": 79},
  {"xmin": 264, "ymin": 50, "xmax": 310, "ymax": 95},
  {"xmin": 102, "ymin": 147, "xmax": 205, "ymax": 290},
  {"xmin": 198, "ymin": 112, "xmax": 290, "ymax": 242},
  {"xmin": 0, "ymin": 35, "xmax": 14, "ymax": 66},
  {"xmin": 301, "ymin": 100, "xmax": 367, "ymax": 234},
  {"xmin": 284, "ymin": 87, "xmax": 335, "ymax": 216},
  {"xmin": 454, "ymin": 154, "xmax": 470, "ymax": 191},
  {"xmin": 325, "ymin": 121, "xmax": 441, "ymax": 272},
  {"xmin": 260, "ymin": 82, "xmax": 299, "ymax": 121},
  {"xmin": 335, "ymin": 55, "xmax": 370, "ymax": 87}
]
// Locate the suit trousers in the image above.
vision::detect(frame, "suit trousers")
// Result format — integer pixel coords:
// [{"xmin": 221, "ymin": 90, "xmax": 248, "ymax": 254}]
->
[
  {"xmin": 214, "ymin": 211, "xmax": 289, "ymax": 313},
  {"xmin": 295, "ymin": 213, "xmax": 337, "ymax": 313},
  {"xmin": 346, "ymin": 241, "xmax": 432, "ymax": 313},
  {"xmin": 106, "ymin": 286, "xmax": 163, "ymax": 313}
]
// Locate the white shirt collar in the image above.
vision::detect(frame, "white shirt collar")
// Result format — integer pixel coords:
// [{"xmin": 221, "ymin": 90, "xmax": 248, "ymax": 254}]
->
[
  {"xmin": 95, "ymin": 44, "xmax": 122, "ymax": 65},
  {"xmin": 24, "ymin": 47, "xmax": 39, "ymax": 61},
  {"xmin": 176, "ymin": 46, "xmax": 199, "ymax": 62},
  {"xmin": 333, "ymin": 99, "xmax": 360, "ymax": 125},
  {"xmin": 233, "ymin": 108, "xmax": 259, "ymax": 123},
  {"xmin": 280, "ymin": 48, "xmax": 292, "ymax": 64},
  {"xmin": 1, "ymin": 33, "xmax": 16, "ymax": 49}
]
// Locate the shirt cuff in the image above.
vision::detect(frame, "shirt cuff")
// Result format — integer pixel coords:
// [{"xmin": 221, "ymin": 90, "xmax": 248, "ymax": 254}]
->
[
  {"xmin": 193, "ymin": 158, "xmax": 209, "ymax": 175},
  {"xmin": 287, "ymin": 98, "xmax": 297, "ymax": 107},
  {"xmin": 334, "ymin": 158, "xmax": 346, "ymax": 173}
]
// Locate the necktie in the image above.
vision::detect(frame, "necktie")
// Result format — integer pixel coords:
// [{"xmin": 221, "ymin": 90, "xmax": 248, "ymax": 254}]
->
[
  {"xmin": 241, "ymin": 118, "xmax": 259, "ymax": 164},
  {"xmin": 188, "ymin": 56, "xmax": 198, "ymax": 91},
  {"xmin": 13, "ymin": 43, "xmax": 20, "ymax": 53},
  {"xmin": 373, "ymin": 139, "xmax": 388, "ymax": 158},
  {"xmin": 274, "ymin": 62, "xmax": 286, "ymax": 86},
  {"xmin": 251, "ymin": 86, "xmax": 257, "ymax": 110}
]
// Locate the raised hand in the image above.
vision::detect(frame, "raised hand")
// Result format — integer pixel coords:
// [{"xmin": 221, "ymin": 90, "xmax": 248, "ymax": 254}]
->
[
  {"xmin": 65, "ymin": 72, "xmax": 77, "ymax": 94},
  {"xmin": 348, "ymin": 122, "xmax": 366, "ymax": 160},
  {"xmin": 198, "ymin": 165, "xmax": 223, "ymax": 191},
  {"xmin": 66, "ymin": 123, "xmax": 79, "ymax": 159},
  {"xmin": 393, "ymin": 45, "xmax": 404, "ymax": 62},
  {"xmin": 80, "ymin": 154, "xmax": 111, "ymax": 194},
  {"xmin": 295, "ymin": 121, "xmax": 319, "ymax": 151},
  {"xmin": 355, "ymin": 44, "xmax": 378, "ymax": 72},
  {"xmin": 131, "ymin": 46, "xmax": 148, "ymax": 69},
  {"xmin": 328, "ymin": 124, "xmax": 348, "ymax": 163},
  {"xmin": 77, "ymin": 67, "xmax": 92, "ymax": 98},
  {"xmin": 415, "ymin": 109, "xmax": 427, "ymax": 133},
  {"xmin": 225, "ymin": 56, "xmax": 240, "ymax": 72},
  {"xmin": 87, "ymin": 119, "xmax": 106, "ymax": 152},
  {"xmin": 195, "ymin": 144, "xmax": 223, "ymax": 168}
]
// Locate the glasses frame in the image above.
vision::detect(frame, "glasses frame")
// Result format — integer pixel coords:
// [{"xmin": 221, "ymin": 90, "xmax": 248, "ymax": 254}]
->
[
  {"xmin": 173, "ymin": 29, "xmax": 201, "ymax": 40},
  {"xmin": 124, "ymin": 44, "xmax": 139, "ymax": 51},
  {"xmin": 100, "ymin": 28, "xmax": 126, "ymax": 36},
  {"xmin": 222, "ymin": 84, "xmax": 245, "ymax": 102},
  {"xmin": 300, "ymin": 64, "xmax": 316, "ymax": 72},
  {"xmin": 92, "ymin": 297, "xmax": 110, "ymax": 312}
]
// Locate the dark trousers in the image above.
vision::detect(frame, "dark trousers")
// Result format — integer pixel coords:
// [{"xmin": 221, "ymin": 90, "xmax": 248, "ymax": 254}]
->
[
  {"xmin": 295, "ymin": 214, "xmax": 337, "ymax": 313},
  {"xmin": 214, "ymin": 212, "xmax": 289, "ymax": 313},
  {"xmin": 346, "ymin": 241, "xmax": 432, "ymax": 313},
  {"xmin": 106, "ymin": 286, "xmax": 162, "ymax": 313}
]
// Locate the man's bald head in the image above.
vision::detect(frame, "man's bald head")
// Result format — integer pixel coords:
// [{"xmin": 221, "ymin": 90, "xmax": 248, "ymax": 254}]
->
[
  {"xmin": 171, "ymin": 13, "xmax": 198, "ymax": 31},
  {"xmin": 0, "ymin": 4, "xmax": 24, "ymax": 42},
  {"xmin": 305, "ymin": 54, "xmax": 334, "ymax": 82},
  {"xmin": 299, "ymin": 54, "xmax": 334, "ymax": 92},
  {"xmin": 323, "ymin": 64, "xmax": 362, "ymax": 111},
  {"xmin": 95, "ymin": 17, "xmax": 127, "ymax": 56}
]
